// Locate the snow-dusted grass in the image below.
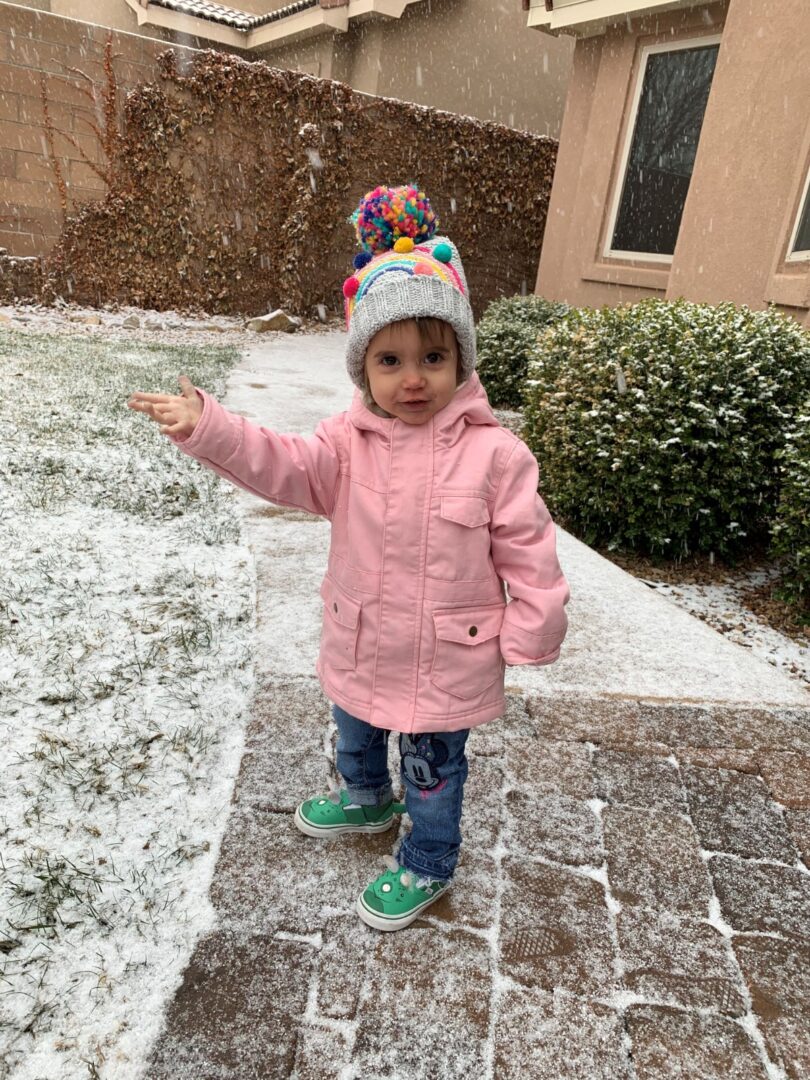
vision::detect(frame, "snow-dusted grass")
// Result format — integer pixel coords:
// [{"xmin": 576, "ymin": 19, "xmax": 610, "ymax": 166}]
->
[{"xmin": 0, "ymin": 332, "xmax": 256, "ymax": 1077}]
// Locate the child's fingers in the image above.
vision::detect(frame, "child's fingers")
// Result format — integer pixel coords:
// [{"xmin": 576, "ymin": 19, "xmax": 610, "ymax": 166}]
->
[
  {"xmin": 128, "ymin": 384, "xmax": 196, "ymax": 434},
  {"xmin": 129, "ymin": 401, "xmax": 180, "ymax": 430},
  {"xmin": 129, "ymin": 391, "xmax": 177, "ymax": 404}
]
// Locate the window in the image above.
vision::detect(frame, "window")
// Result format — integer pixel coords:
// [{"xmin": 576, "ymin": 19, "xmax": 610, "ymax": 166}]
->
[
  {"xmin": 787, "ymin": 168, "xmax": 810, "ymax": 262},
  {"xmin": 606, "ymin": 39, "xmax": 720, "ymax": 260}
]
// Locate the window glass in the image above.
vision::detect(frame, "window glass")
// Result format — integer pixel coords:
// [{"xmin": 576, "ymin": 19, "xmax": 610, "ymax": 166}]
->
[
  {"xmin": 792, "ymin": 181, "xmax": 810, "ymax": 254},
  {"xmin": 611, "ymin": 43, "xmax": 719, "ymax": 256}
]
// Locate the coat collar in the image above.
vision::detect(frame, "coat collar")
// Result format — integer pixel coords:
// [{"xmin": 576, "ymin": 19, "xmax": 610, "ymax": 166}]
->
[{"xmin": 348, "ymin": 371, "xmax": 498, "ymax": 441}]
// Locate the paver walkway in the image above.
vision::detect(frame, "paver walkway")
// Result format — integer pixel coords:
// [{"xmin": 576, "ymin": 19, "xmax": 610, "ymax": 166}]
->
[{"xmin": 145, "ymin": 334, "xmax": 809, "ymax": 1079}]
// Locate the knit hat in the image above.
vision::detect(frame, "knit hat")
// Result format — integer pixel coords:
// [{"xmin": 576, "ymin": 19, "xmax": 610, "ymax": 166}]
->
[{"xmin": 343, "ymin": 185, "xmax": 476, "ymax": 390}]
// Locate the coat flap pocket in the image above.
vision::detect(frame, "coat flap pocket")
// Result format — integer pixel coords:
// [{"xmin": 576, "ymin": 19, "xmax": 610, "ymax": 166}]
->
[
  {"xmin": 320, "ymin": 577, "xmax": 361, "ymax": 629},
  {"xmin": 439, "ymin": 496, "xmax": 491, "ymax": 528},
  {"xmin": 433, "ymin": 605, "xmax": 504, "ymax": 646}
]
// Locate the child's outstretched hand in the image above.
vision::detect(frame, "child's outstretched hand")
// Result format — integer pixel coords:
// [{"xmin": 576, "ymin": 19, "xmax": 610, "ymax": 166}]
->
[{"xmin": 127, "ymin": 375, "xmax": 203, "ymax": 437}]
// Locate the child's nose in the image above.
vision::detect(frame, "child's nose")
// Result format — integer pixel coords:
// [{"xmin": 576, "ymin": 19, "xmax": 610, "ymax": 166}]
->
[{"xmin": 402, "ymin": 364, "xmax": 425, "ymax": 386}]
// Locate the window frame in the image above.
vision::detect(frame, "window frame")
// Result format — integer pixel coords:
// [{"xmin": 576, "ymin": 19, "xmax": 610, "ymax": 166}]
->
[
  {"xmin": 785, "ymin": 162, "xmax": 810, "ymax": 263},
  {"xmin": 602, "ymin": 34, "xmax": 723, "ymax": 264}
]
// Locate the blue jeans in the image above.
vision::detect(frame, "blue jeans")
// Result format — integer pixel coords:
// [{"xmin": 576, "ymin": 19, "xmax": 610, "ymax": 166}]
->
[{"xmin": 332, "ymin": 704, "xmax": 470, "ymax": 881}]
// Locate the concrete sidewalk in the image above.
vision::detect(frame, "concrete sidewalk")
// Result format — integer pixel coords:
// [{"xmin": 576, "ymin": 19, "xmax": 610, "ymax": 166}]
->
[{"xmin": 146, "ymin": 333, "xmax": 809, "ymax": 1080}]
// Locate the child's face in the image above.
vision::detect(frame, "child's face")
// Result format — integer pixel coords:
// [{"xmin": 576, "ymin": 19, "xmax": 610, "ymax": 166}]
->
[{"xmin": 364, "ymin": 320, "xmax": 460, "ymax": 426}]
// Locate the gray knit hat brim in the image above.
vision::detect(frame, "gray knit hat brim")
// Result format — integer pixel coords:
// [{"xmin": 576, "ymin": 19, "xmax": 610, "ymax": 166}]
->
[{"xmin": 345, "ymin": 274, "xmax": 476, "ymax": 389}]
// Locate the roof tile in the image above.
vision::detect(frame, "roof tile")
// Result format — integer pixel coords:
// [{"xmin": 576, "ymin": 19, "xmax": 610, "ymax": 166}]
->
[{"xmin": 150, "ymin": 0, "xmax": 319, "ymax": 32}]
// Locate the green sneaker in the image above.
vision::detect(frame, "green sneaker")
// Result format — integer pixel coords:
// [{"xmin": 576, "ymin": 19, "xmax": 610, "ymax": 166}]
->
[
  {"xmin": 294, "ymin": 788, "xmax": 405, "ymax": 838},
  {"xmin": 356, "ymin": 856, "xmax": 450, "ymax": 931}
]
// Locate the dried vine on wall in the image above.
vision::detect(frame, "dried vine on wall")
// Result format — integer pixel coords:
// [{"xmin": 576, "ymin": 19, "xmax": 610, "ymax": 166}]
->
[
  {"xmin": 39, "ymin": 32, "xmax": 124, "ymax": 222},
  {"xmin": 42, "ymin": 50, "xmax": 557, "ymax": 317}
]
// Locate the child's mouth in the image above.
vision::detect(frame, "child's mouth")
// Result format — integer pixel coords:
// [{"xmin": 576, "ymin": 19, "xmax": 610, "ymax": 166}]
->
[{"xmin": 400, "ymin": 399, "xmax": 429, "ymax": 410}]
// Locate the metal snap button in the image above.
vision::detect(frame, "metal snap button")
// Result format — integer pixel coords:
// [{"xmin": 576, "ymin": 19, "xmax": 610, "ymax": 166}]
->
[{"xmin": 469, "ymin": 626, "xmax": 478, "ymax": 637}]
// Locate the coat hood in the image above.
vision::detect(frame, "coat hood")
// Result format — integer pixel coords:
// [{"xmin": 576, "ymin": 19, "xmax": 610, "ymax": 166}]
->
[{"xmin": 348, "ymin": 371, "xmax": 498, "ymax": 444}]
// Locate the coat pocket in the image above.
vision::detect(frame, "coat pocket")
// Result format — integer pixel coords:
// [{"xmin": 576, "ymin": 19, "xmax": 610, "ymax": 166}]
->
[
  {"xmin": 440, "ymin": 496, "xmax": 491, "ymax": 528},
  {"xmin": 319, "ymin": 577, "xmax": 362, "ymax": 671},
  {"xmin": 430, "ymin": 604, "xmax": 505, "ymax": 699},
  {"xmin": 430, "ymin": 497, "xmax": 493, "ymax": 581}
]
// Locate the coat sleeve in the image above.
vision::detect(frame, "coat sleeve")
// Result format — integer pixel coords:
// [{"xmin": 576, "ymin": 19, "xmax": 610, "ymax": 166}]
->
[
  {"xmin": 166, "ymin": 387, "xmax": 341, "ymax": 519},
  {"xmin": 490, "ymin": 439, "xmax": 570, "ymax": 666}
]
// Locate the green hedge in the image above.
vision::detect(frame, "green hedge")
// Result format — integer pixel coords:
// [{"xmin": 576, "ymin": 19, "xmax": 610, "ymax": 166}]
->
[
  {"xmin": 771, "ymin": 402, "xmax": 810, "ymax": 605},
  {"xmin": 521, "ymin": 298, "xmax": 810, "ymax": 559},
  {"xmin": 476, "ymin": 294, "xmax": 569, "ymax": 408}
]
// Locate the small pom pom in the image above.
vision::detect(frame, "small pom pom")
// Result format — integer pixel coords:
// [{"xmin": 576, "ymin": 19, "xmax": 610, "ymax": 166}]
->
[
  {"xmin": 350, "ymin": 185, "xmax": 439, "ymax": 254},
  {"xmin": 343, "ymin": 276, "xmax": 359, "ymax": 299},
  {"xmin": 432, "ymin": 242, "xmax": 453, "ymax": 263},
  {"xmin": 393, "ymin": 237, "xmax": 414, "ymax": 254},
  {"xmin": 353, "ymin": 252, "xmax": 373, "ymax": 270},
  {"xmin": 413, "ymin": 263, "xmax": 434, "ymax": 276}
]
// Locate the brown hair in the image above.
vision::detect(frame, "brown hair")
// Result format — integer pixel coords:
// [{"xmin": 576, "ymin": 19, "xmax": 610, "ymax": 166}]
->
[{"xmin": 362, "ymin": 317, "xmax": 463, "ymax": 414}]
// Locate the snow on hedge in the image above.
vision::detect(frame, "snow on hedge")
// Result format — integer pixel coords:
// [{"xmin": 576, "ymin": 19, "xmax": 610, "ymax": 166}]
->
[{"xmin": 522, "ymin": 299, "xmax": 810, "ymax": 562}]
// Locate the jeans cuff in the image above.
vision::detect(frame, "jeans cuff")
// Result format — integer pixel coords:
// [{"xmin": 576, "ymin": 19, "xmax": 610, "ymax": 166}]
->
[
  {"xmin": 397, "ymin": 837, "xmax": 455, "ymax": 882},
  {"xmin": 342, "ymin": 781, "xmax": 394, "ymax": 807}
]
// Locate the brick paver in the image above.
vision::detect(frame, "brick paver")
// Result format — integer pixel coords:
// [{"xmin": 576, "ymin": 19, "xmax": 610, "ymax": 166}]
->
[
  {"xmin": 614, "ymin": 907, "xmax": 747, "ymax": 1015},
  {"xmin": 681, "ymin": 764, "xmax": 799, "ymax": 862},
  {"xmin": 733, "ymin": 934, "xmax": 810, "ymax": 1080},
  {"xmin": 603, "ymin": 806, "xmax": 713, "ymax": 915},
  {"xmin": 493, "ymin": 986, "xmax": 632, "ymax": 1078},
  {"xmin": 625, "ymin": 1005, "xmax": 771, "ymax": 1079},
  {"xmin": 146, "ymin": 681, "xmax": 810, "ymax": 1078}
]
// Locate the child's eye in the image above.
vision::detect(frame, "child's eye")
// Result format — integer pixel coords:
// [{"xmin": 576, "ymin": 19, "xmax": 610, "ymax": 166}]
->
[
  {"xmin": 379, "ymin": 355, "xmax": 399, "ymax": 367},
  {"xmin": 424, "ymin": 352, "xmax": 445, "ymax": 365}
]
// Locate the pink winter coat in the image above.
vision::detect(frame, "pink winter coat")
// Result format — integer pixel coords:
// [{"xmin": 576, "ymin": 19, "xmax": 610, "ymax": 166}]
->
[{"xmin": 170, "ymin": 371, "xmax": 570, "ymax": 734}]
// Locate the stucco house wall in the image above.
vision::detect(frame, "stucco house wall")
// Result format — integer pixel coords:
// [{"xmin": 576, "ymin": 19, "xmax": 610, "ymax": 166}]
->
[
  {"xmin": 531, "ymin": 0, "xmax": 810, "ymax": 327},
  {"xmin": 339, "ymin": 0, "xmax": 573, "ymax": 137}
]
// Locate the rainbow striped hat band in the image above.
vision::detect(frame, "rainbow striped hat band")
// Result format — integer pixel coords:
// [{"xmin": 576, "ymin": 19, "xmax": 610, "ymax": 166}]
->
[{"xmin": 343, "ymin": 186, "xmax": 476, "ymax": 390}]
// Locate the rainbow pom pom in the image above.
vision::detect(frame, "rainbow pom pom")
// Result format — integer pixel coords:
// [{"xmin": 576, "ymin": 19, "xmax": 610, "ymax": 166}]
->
[
  {"xmin": 432, "ymin": 242, "xmax": 453, "ymax": 264},
  {"xmin": 343, "ymin": 276, "xmax": 359, "ymax": 299},
  {"xmin": 350, "ymin": 185, "xmax": 439, "ymax": 254},
  {"xmin": 353, "ymin": 252, "xmax": 373, "ymax": 270},
  {"xmin": 393, "ymin": 237, "xmax": 414, "ymax": 254}
]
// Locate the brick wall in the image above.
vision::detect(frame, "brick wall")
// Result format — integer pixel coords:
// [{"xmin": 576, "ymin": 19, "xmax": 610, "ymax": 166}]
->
[{"xmin": 0, "ymin": 3, "xmax": 225, "ymax": 258}]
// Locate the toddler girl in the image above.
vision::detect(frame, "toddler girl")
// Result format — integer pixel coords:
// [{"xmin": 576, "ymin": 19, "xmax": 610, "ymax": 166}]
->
[{"xmin": 127, "ymin": 186, "xmax": 570, "ymax": 931}]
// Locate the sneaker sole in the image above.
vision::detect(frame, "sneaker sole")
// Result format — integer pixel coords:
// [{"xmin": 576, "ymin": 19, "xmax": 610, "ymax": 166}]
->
[
  {"xmin": 355, "ymin": 885, "xmax": 448, "ymax": 931},
  {"xmin": 293, "ymin": 805, "xmax": 398, "ymax": 838}
]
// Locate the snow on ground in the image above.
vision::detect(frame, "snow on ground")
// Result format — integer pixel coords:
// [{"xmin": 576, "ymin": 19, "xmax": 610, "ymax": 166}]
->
[
  {"xmin": 640, "ymin": 570, "xmax": 808, "ymax": 687},
  {"xmin": 0, "ymin": 329, "xmax": 256, "ymax": 1077},
  {"xmin": 1, "ymin": 307, "xmax": 807, "ymax": 1078},
  {"xmin": 0, "ymin": 300, "xmax": 332, "ymax": 350}
]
